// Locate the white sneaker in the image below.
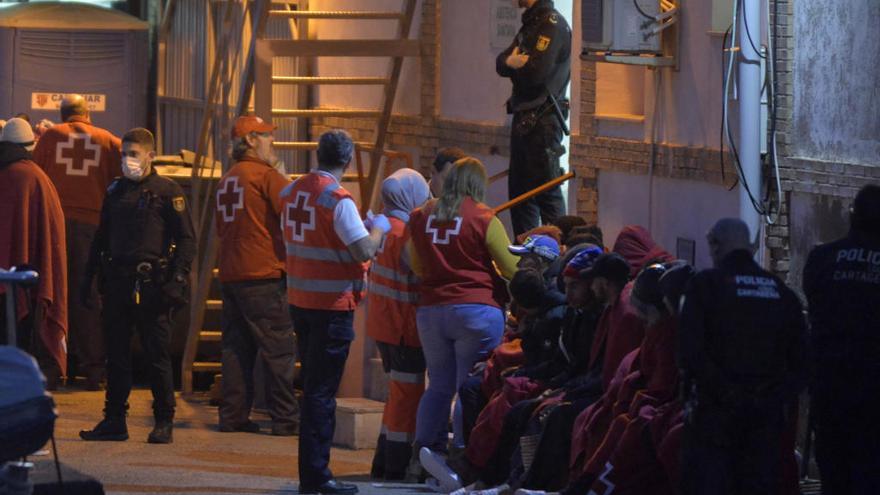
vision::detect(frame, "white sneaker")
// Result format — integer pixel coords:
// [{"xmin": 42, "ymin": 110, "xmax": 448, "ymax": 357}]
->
[
  {"xmin": 470, "ymin": 484, "xmax": 510, "ymax": 494},
  {"xmin": 420, "ymin": 447, "xmax": 463, "ymax": 493},
  {"xmin": 513, "ymin": 489, "xmax": 550, "ymax": 495}
]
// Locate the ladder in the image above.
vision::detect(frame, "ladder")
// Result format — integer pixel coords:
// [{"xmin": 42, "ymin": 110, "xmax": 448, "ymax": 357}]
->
[{"xmin": 169, "ymin": 0, "xmax": 420, "ymax": 395}]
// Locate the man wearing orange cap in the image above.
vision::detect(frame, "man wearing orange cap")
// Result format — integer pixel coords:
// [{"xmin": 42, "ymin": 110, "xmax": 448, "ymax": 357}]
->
[
  {"xmin": 33, "ymin": 94, "xmax": 121, "ymax": 389},
  {"xmin": 215, "ymin": 115, "xmax": 299, "ymax": 436}
]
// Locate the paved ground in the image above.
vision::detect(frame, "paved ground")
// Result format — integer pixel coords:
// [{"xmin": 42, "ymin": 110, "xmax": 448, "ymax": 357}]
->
[{"xmin": 32, "ymin": 388, "xmax": 434, "ymax": 495}]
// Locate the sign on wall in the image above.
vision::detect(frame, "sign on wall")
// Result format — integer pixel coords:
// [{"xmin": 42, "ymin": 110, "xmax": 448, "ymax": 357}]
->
[
  {"xmin": 31, "ymin": 93, "xmax": 107, "ymax": 112},
  {"xmin": 491, "ymin": 0, "xmax": 520, "ymax": 51}
]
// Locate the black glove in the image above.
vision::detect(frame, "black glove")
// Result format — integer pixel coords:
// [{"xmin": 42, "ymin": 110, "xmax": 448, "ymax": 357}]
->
[{"xmin": 162, "ymin": 271, "xmax": 189, "ymax": 308}]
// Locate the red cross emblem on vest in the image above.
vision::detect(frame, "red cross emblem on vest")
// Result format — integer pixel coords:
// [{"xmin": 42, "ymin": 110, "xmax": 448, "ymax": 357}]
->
[
  {"xmin": 285, "ymin": 191, "xmax": 316, "ymax": 242},
  {"xmin": 57, "ymin": 132, "xmax": 101, "ymax": 177},
  {"xmin": 216, "ymin": 176, "xmax": 244, "ymax": 222},
  {"xmin": 425, "ymin": 214, "xmax": 462, "ymax": 245}
]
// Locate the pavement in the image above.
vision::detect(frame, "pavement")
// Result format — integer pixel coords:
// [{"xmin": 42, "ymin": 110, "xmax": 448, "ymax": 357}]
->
[{"xmin": 31, "ymin": 388, "xmax": 436, "ymax": 495}]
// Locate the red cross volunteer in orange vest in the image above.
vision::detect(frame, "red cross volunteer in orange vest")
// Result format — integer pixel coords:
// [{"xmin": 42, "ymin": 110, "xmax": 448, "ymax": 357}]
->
[
  {"xmin": 215, "ymin": 115, "xmax": 299, "ymax": 436},
  {"xmin": 33, "ymin": 94, "xmax": 121, "ymax": 389},
  {"xmin": 366, "ymin": 168, "xmax": 431, "ymax": 481},
  {"xmin": 281, "ymin": 129, "xmax": 389, "ymax": 495}
]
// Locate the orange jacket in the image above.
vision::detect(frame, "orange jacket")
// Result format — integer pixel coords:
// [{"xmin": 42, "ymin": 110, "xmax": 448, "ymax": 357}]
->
[
  {"xmin": 281, "ymin": 172, "xmax": 367, "ymax": 311},
  {"xmin": 367, "ymin": 216, "xmax": 420, "ymax": 347},
  {"xmin": 215, "ymin": 159, "xmax": 290, "ymax": 282},
  {"xmin": 33, "ymin": 116, "xmax": 121, "ymax": 225}
]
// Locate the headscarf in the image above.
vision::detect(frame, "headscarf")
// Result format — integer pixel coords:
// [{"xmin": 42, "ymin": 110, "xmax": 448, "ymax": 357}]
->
[{"xmin": 381, "ymin": 168, "xmax": 430, "ymax": 223}]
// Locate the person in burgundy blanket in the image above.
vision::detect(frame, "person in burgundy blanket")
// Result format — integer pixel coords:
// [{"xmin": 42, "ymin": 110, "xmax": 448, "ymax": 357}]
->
[{"xmin": 0, "ymin": 118, "xmax": 68, "ymax": 382}]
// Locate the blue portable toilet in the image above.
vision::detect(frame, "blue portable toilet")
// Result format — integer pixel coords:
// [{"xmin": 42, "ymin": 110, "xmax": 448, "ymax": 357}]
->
[{"xmin": 0, "ymin": 2, "xmax": 149, "ymax": 136}]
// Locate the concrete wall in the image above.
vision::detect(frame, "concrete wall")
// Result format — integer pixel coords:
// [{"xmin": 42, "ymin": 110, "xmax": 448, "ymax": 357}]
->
[
  {"xmin": 598, "ymin": 170, "xmax": 740, "ymax": 270},
  {"xmin": 791, "ymin": 1, "xmax": 880, "ymax": 166}
]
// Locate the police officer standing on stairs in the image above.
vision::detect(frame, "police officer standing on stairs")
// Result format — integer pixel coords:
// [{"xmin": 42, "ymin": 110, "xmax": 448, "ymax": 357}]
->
[
  {"xmin": 79, "ymin": 128, "xmax": 196, "ymax": 445},
  {"xmin": 497, "ymin": 0, "xmax": 571, "ymax": 237},
  {"xmin": 803, "ymin": 184, "xmax": 880, "ymax": 495},
  {"xmin": 281, "ymin": 130, "xmax": 390, "ymax": 494},
  {"xmin": 678, "ymin": 218, "xmax": 807, "ymax": 495}
]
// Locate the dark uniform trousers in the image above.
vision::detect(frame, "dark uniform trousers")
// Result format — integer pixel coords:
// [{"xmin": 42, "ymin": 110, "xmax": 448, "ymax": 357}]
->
[
  {"xmin": 102, "ymin": 272, "xmax": 175, "ymax": 421},
  {"xmin": 509, "ymin": 111, "xmax": 566, "ymax": 237},
  {"xmin": 65, "ymin": 218, "xmax": 104, "ymax": 380},
  {"xmin": 680, "ymin": 402, "xmax": 784, "ymax": 495},
  {"xmin": 371, "ymin": 341, "xmax": 426, "ymax": 479},
  {"xmin": 220, "ymin": 278, "xmax": 298, "ymax": 428},
  {"xmin": 813, "ymin": 396, "xmax": 880, "ymax": 495},
  {"xmin": 289, "ymin": 304, "xmax": 354, "ymax": 489}
]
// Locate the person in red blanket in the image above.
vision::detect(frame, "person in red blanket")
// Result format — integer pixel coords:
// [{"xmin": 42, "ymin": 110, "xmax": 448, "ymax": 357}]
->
[
  {"xmin": 0, "ymin": 118, "xmax": 68, "ymax": 386},
  {"xmin": 33, "ymin": 94, "xmax": 121, "ymax": 390}
]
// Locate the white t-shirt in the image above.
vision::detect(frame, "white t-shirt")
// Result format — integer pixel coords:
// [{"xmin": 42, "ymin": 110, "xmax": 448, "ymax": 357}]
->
[{"xmin": 313, "ymin": 170, "xmax": 369, "ymax": 246}]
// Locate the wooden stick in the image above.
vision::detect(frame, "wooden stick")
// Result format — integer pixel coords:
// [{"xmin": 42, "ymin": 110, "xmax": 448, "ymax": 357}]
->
[{"xmin": 493, "ymin": 171, "xmax": 576, "ymax": 214}]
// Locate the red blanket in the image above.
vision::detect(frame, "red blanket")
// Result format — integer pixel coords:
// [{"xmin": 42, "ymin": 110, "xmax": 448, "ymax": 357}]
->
[
  {"xmin": 612, "ymin": 225, "xmax": 675, "ymax": 277},
  {"xmin": 589, "ymin": 283, "xmax": 647, "ymax": 391},
  {"xmin": 0, "ymin": 160, "xmax": 68, "ymax": 372}
]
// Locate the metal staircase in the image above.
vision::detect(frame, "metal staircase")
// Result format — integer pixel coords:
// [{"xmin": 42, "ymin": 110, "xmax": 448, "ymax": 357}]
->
[{"xmin": 158, "ymin": 0, "xmax": 419, "ymax": 395}]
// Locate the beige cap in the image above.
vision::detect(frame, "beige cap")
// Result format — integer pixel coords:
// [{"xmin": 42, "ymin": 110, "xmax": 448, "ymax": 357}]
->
[{"xmin": 0, "ymin": 117, "xmax": 35, "ymax": 151}]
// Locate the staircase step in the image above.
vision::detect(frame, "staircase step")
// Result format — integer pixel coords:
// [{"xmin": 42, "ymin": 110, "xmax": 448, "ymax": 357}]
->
[
  {"xmin": 272, "ymin": 76, "xmax": 389, "ymax": 85},
  {"xmin": 259, "ymin": 39, "xmax": 420, "ymax": 58},
  {"xmin": 271, "ymin": 109, "xmax": 381, "ymax": 118},
  {"xmin": 199, "ymin": 330, "xmax": 222, "ymax": 342},
  {"xmin": 206, "ymin": 299, "xmax": 222, "ymax": 311},
  {"xmin": 192, "ymin": 362, "xmax": 222, "ymax": 372},
  {"xmin": 274, "ymin": 140, "xmax": 372, "ymax": 150},
  {"xmin": 268, "ymin": 10, "xmax": 404, "ymax": 20}
]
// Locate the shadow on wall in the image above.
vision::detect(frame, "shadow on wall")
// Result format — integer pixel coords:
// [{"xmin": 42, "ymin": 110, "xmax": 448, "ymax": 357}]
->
[{"xmin": 787, "ymin": 192, "xmax": 850, "ymax": 296}]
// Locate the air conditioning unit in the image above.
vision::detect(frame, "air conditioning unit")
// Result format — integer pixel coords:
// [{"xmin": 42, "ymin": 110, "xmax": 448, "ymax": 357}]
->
[{"xmin": 582, "ymin": 0, "xmax": 662, "ymax": 54}]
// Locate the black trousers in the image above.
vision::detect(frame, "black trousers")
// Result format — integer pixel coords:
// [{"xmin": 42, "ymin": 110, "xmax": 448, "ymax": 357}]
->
[
  {"xmin": 814, "ymin": 400, "xmax": 880, "ymax": 495},
  {"xmin": 524, "ymin": 398, "xmax": 596, "ymax": 492},
  {"xmin": 65, "ymin": 219, "xmax": 104, "ymax": 380},
  {"xmin": 509, "ymin": 111, "xmax": 566, "ymax": 237},
  {"xmin": 102, "ymin": 275, "xmax": 175, "ymax": 421},
  {"xmin": 680, "ymin": 404, "xmax": 783, "ymax": 495},
  {"xmin": 289, "ymin": 304, "xmax": 354, "ymax": 489},
  {"xmin": 219, "ymin": 278, "xmax": 298, "ymax": 428},
  {"xmin": 459, "ymin": 374, "xmax": 488, "ymax": 445}
]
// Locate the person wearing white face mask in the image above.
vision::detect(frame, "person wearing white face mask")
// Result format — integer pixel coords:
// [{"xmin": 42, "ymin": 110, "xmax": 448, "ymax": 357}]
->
[{"xmin": 79, "ymin": 128, "xmax": 196, "ymax": 445}]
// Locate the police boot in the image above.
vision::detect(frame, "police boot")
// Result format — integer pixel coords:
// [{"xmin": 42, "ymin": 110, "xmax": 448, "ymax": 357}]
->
[
  {"xmin": 147, "ymin": 420, "xmax": 173, "ymax": 444},
  {"xmin": 79, "ymin": 415, "xmax": 128, "ymax": 441}
]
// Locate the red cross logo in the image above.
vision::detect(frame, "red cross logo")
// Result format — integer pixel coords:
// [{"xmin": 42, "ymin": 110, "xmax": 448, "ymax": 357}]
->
[
  {"xmin": 56, "ymin": 132, "xmax": 101, "ymax": 177},
  {"xmin": 285, "ymin": 191, "xmax": 316, "ymax": 242},
  {"xmin": 425, "ymin": 214, "xmax": 462, "ymax": 245},
  {"xmin": 216, "ymin": 176, "xmax": 244, "ymax": 222}
]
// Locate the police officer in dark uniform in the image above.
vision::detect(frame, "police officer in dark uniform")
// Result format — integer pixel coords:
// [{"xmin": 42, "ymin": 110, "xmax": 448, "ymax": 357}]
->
[
  {"xmin": 678, "ymin": 218, "xmax": 807, "ymax": 495},
  {"xmin": 79, "ymin": 128, "xmax": 195, "ymax": 444},
  {"xmin": 803, "ymin": 184, "xmax": 880, "ymax": 495},
  {"xmin": 497, "ymin": 0, "xmax": 571, "ymax": 237}
]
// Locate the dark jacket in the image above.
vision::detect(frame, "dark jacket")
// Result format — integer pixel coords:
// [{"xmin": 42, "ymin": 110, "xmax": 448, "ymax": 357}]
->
[
  {"xmin": 678, "ymin": 250, "xmax": 807, "ymax": 409},
  {"xmin": 520, "ymin": 288, "xmax": 568, "ymax": 368},
  {"xmin": 496, "ymin": 0, "xmax": 571, "ymax": 113},
  {"xmin": 803, "ymin": 231, "xmax": 880, "ymax": 410},
  {"xmin": 87, "ymin": 170, "xmax": 196, "ymax": 279}
]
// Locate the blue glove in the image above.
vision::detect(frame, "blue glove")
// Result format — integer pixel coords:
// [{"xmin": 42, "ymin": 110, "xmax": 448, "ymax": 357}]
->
[{"xmin": 370, "ymin": 213, "xmax": 392, "ymax": 234}]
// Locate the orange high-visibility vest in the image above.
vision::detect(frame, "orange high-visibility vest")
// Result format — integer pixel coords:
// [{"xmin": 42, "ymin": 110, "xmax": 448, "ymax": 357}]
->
[
  {"xmin": 366, "ymin": 216, "xmax": 420, "ymax": 347},
  {"xmin": 280, "ymin": 171, "xmax": 367, "ymax": 311}
]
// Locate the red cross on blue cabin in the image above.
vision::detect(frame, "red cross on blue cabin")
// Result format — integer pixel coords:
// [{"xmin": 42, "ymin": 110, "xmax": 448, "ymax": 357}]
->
[
  {"xmin": 216, "ymin": 176, "xmax": 244, "ymax": 222},
  {"xmin": 285, "ymin": 191, "xmax": 316, "ymax": 242}
]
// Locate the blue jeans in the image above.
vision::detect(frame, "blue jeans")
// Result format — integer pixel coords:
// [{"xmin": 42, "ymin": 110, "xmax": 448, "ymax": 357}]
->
[{"xmin": 415, "ymin": 303, "xmax": 504, "ymax": 450}]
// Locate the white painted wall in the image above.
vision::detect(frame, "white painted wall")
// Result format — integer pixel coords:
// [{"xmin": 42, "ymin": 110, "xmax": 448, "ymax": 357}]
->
[
  {"xmin": 598, "ymin": 170, "xmax": 741, "ymax": 269},
  {"xmin": 309, "ymin": 0, "xmax": 423, "ymax": 115}
]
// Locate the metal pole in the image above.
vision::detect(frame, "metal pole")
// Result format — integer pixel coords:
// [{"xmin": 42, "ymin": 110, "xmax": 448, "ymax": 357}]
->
[
  {"xmin": 5, "ymin": 284, "xmax": 15, "ymax": 346},
  {"xmin": 738, "ymin": 0, "xmax": 762, "ymax": 243}
]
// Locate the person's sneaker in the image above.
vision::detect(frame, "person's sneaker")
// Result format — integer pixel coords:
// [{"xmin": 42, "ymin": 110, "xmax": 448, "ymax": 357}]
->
[
  {"xmin": 513, "ymin": 490, "xmax": 550, "ymax": 495},
  {"xmin": 404, "ymin": 445, "xmax": 427, "ymax": 483},
  {"xmin": 218, "ymin": 421, "xmax": 260, "ymax": 433},
  {"xmin": 79, "ymin": 416, "xmax": 128, "ymax": 441},
  {"xmin": 147, "ymin": 421, "xmax": 173, "ymax": 444},
  {"xmin": 420, "ymin": 447, "xmax": 462, "ymax": 493},
  {"xmin": 270, "ymin": 421, "xmax": 298, "ymax": 436},
  {"xmin": 298, "ymin": 478, "xmax": 359, "ymax": 494}
]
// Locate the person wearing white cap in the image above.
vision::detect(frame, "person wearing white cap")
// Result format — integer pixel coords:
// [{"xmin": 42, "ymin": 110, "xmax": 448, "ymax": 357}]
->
[{"xmin": 0, "ymin": 118, "xmax": 68, "ymax": 387}]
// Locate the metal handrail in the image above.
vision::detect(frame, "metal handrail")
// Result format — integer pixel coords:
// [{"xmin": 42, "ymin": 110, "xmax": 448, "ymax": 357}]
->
[{"xmin": 493, "ymin": 171, "xmax": 576, "ymax": 214}]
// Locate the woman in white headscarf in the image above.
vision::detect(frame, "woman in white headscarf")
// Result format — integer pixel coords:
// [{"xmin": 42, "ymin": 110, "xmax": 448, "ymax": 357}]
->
[{"xmin": 366, "ymin": 168, "xmax": 431, "ymax": 481}]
